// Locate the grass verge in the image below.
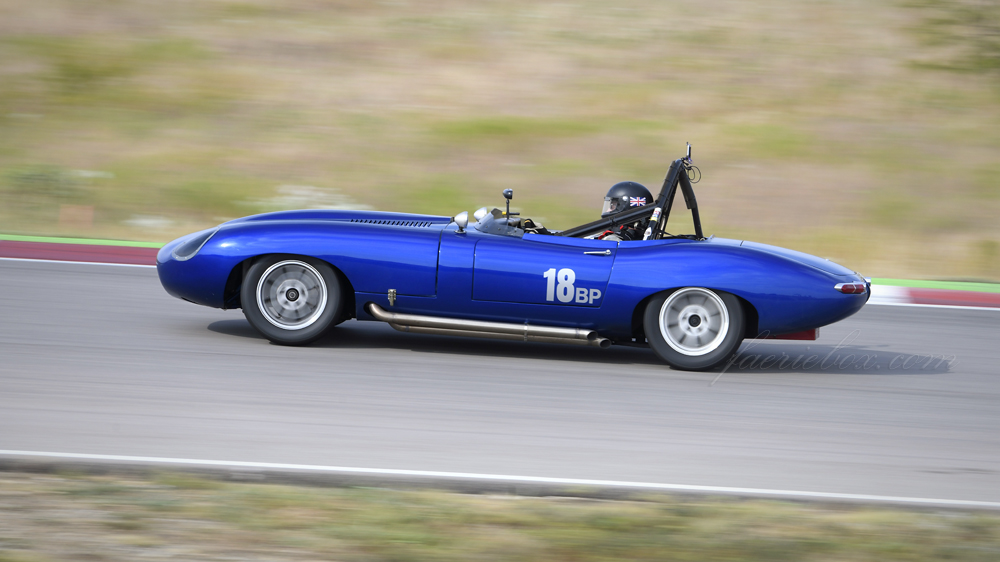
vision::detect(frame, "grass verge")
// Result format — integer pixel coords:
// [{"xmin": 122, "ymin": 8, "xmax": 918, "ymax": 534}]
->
[
  {"xmin": 0, "ymin": 470, "xmax": 998, "ymax": 561},
  {"xmin": 1, "ymin": 0, "xmax": 998, "ymax": 280}
]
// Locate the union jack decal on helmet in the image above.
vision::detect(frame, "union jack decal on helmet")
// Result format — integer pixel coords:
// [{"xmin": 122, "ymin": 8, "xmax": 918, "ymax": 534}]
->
[{"xmin": 629, "ymin": 197, "xmax": 646, "ymax": 206}]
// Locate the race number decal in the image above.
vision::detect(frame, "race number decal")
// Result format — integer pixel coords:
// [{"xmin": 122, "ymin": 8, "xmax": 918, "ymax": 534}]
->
[
  {"xmin": 543, "ymin": 268, "xmax": 575, "ymax": 302},
  {"xmin": 543, "ymin": 268, "xmax": 602, "ymax": 304}
]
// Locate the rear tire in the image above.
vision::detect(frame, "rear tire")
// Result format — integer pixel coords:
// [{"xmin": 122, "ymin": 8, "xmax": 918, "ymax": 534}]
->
[
  {"xmin": 643, "ymin": 287, "xmax": 745, "ymax": 371},
  {"xmin": 241, "ymin": 255, "xmax": 342, "ymax": 345}
]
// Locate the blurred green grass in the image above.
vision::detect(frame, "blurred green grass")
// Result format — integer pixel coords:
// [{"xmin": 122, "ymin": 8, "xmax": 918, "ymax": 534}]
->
[
  {"xmin": 0, "ymin": 0, "xmax": 998, "ymax": 280},
  {"xmin": 2, "ymin": 471, "xmax": 1000, "ymax": 561}
]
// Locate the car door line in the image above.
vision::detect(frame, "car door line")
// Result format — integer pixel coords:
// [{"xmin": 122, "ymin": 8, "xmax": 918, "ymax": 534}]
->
[{"xmin": 472, "ymin": 236, "xmax": 617, "ymax": 307}]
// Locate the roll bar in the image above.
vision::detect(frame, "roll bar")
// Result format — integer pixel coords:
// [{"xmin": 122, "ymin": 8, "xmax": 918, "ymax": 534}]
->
[{"xmin": 556, "ymin": 151, "xmax": 703, "ymax": 240}]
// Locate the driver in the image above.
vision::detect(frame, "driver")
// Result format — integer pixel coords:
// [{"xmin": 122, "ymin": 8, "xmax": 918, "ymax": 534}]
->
[{"xmin": 597, "ymin": 181, "xmax": 653, "ymax": 241}]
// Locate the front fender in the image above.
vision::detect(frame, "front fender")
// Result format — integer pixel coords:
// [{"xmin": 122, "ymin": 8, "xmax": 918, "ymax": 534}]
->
[{"xmin": 157, "ymin": 219, "xmax": 446, "ymax": 309}]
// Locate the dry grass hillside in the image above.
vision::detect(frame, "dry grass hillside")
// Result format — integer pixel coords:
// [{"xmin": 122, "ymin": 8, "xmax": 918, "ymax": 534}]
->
[{"xmin": 1, "ymin": 0, "xmax": 998, "ymax": 279}]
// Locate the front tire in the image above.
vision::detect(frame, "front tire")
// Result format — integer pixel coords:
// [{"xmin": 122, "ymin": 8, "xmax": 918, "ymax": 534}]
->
[
  {"xmin": 643, "ymin": 287, "xmax": 745, "ymax": 371},
  {"xmin": 241, "ymin": 256, "xmax": 343, "ymax": 345}
]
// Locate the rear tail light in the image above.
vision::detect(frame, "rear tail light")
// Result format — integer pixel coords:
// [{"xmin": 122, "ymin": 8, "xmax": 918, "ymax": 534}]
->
[{"xmin": 835, "ymin": 282, "xmax": 866, "ymax": 294}]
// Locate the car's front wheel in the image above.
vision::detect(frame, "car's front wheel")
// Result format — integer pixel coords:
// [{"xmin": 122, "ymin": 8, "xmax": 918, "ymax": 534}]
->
[
  {"xmin": 643, "ymin": 287, "xmax": 745, "ymax": 371},
  {"xmin": 242, "ymin": 256, "xmax": 342, "ymax": 345}
]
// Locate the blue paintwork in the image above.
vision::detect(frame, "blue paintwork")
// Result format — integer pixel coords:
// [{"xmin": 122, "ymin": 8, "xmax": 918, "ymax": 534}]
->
[
  {"xmin": 473, "ymin": 235, "xmax": 619, "ymax": 307},
  {"xmin": 157, "ymin": 209, "xmax": 868, "ymax": 342}
]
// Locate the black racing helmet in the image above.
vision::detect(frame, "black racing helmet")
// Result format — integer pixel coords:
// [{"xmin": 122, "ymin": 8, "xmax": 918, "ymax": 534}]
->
[{"xmin": 601, "ymin": 181, "xmax": 653, "ymax": 218}]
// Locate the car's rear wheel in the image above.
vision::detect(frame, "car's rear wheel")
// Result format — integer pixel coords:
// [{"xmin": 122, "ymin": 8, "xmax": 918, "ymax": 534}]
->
[
  {"xmin": 643, "ymin": 287, "xmax": 745, "ymax": 371},
  {"xmin": 242, "ymin": 256, "xmax": 342, "ymax": 345}
]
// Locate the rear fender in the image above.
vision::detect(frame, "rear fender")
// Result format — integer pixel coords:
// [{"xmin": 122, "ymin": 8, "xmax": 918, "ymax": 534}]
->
[
  {"xmin": 606, "ymin": 240, "xmax": 864, "ymax": 337},
  {"xmin": 628, "ymin": 289, "xmax": 759, "ymax": 342}
]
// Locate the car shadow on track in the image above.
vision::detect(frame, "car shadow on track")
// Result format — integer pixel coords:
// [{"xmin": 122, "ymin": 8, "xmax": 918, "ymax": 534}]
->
[
  {"xmin": 206, "ymin": 320, "xmax": 954, "ymax": 374},
  {"xmin": 206, "ymin": 318, "xmax": 664, "ymax": 367},
  {"xmin": 722, "ymin": 342, "xmax": 956, "ymax": 375}
]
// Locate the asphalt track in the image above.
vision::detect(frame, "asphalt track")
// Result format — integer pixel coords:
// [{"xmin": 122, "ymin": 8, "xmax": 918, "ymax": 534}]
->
[{"xmin": 1, "ymin": 259, "xmax": 999, "ymax": 505}]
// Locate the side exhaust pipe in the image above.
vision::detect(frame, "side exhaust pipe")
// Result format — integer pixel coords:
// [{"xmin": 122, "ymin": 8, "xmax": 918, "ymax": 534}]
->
[{"xmin": 366, "ymin": 303, "xmax": 611, "ymax": 348}]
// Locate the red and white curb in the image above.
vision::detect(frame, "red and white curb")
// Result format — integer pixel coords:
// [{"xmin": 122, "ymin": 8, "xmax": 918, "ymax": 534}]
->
[
  {"xmin": 869, "ymin": 285, "xmax": 1000, "ymax": 310},
  {"xmin": 0, "ymin": 239, "xmax": 157, "ymax": 266}
]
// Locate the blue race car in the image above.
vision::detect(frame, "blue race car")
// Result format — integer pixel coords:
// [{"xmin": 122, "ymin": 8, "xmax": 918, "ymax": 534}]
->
[{"xmin": 157, "ymin": 146, "xmax": 869, "ymax": 371}]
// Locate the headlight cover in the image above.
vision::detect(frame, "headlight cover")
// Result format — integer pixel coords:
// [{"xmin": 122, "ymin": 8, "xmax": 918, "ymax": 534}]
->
[{"xmin": 171, "ymin": 228, "xmax": 218, "ymax": 261}]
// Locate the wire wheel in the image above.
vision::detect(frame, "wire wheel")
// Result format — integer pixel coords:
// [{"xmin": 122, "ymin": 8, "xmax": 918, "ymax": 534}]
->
[
  {"xmin": 256, "ymin": 260, "xmax": 328, "ymax": 330},
  {"xmin": 658, "ymin": 287, "xmax": 730, "ymax": 356}
]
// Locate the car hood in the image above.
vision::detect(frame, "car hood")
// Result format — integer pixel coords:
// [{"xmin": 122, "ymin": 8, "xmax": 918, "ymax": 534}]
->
[{"xmin": 222, "ymin": 209, "xmax": 454, "ymax": 226}]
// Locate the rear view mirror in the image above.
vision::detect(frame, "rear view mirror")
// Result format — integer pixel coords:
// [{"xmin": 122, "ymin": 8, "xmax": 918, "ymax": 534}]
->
[{"xmin": 454, "ymin": 211, "xmax": 469, "ymax": 232}]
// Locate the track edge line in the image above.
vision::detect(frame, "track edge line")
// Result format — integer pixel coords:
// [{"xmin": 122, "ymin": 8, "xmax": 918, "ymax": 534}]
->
[{"xmin": 1, "ymin": 450, "xmax": 997, "ymax": 510}]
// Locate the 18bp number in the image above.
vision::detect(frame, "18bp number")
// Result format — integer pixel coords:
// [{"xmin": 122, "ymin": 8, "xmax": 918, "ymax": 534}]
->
[{"xmin": 543, "ymin": 268, "xmax": 602, "ymax": 304}]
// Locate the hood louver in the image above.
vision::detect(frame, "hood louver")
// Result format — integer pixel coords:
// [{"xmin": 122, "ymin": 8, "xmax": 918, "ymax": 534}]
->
[{"xmin": 350, "ymin": 219, "xmax": 436, "ymax": 227}]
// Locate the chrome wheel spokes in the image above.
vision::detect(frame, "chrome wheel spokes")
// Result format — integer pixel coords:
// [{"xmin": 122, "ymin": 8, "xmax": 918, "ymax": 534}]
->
[
  {"xmin": 256, "ymin": 260, "xmax": 327, "ymax": 330},
  {"xmin": 659, "ymin": 287, "xmax": 730, "ymax": 356}
]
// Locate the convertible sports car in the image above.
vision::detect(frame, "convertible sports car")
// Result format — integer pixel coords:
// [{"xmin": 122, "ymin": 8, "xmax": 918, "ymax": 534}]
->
[{"xmin": 157, "ymin": 146, "xmax": 869, "ymax": 370}]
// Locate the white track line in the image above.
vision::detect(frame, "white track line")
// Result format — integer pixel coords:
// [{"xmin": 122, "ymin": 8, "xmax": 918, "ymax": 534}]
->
[
  {"xmin": 2, "ymin": 450, "xmax": 998, "ymax": 509},
  {"xmin": 867, "ymin": 284, "xmax": 910, "ymax": 305},
  {"xmin": 0, "ymin": 257, "xmax": 155, "ymax": 268}
]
